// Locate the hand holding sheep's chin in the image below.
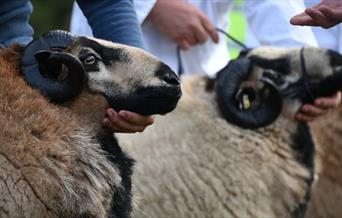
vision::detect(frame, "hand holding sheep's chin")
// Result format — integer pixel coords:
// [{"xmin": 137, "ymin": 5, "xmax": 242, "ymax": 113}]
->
[
  {"xmin": 102, "ymin": 108, "xmax": 154, "ymax": 133},
  {"xmin": 295, "ymin": 91, "xmax": 341, "ymax": 122}
]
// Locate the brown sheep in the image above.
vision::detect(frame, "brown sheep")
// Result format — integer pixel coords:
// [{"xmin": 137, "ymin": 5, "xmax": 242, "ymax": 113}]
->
[{"xmin": 0, "ymin": 30, "xmax": 181, "ymax": 218}]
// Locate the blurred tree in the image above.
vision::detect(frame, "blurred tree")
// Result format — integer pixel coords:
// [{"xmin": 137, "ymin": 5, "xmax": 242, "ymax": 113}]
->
[{"xmin": 29, "ymin": 0, "xmax": 73, "ymax": 38}]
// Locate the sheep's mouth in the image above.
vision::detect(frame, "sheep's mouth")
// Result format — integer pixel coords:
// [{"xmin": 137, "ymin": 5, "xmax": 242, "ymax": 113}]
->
[{"xmin": 106, "ymin": 86, "xmax": 182, "ymax": 115}]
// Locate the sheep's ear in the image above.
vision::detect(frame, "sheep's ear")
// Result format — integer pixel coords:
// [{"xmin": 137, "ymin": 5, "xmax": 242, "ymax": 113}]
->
[
  {"xmin": 249, "ymin": 55, "xmax": 290, "ymax": 74},
  {"xmin": 238, "ymin": 48, "xmax": 252, "ymax": 58}
]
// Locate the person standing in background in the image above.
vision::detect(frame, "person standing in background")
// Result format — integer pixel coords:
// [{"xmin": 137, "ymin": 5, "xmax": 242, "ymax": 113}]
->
[{"xmin": 71, "ymin": 0, "xmax": 341, "ymax": 122}]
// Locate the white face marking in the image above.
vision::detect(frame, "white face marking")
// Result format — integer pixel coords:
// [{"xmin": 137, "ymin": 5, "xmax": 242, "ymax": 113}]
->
[{"xmin": 69, "ymin": 36, "xmax": 178, "ymax": 98}]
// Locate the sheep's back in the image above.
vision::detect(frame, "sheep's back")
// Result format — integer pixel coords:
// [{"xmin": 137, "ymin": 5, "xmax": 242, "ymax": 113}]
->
[
  {"xmin": 119, "ymin": 76, "xmax": 313, "ymax": 218},
  {"xmin": 0, "ymin": 46, "xmax": 118, "ymax": 217}
]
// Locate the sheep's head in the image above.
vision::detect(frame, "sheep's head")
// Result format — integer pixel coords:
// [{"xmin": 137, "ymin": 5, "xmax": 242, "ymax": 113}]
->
[
  {"xmin": 216, "ymin": 47, "xmax": 342, "ymax": 129},
  {"xmin": 21, "ymin": 30, "xmax": 181, "ymax": 115}
]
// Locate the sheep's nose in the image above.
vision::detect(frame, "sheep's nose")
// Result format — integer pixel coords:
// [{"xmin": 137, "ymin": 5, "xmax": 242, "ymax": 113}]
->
[
  {"xmin": 163, "ymin": 71, "xmax": 180, "ymax": 85},
  {"xmin": 156, "ymin": 63, "xmax": 180, "ymax": 85},
  {"xmin": 328, "ymin": 49, "xmax": 342, "ymax": 67}
]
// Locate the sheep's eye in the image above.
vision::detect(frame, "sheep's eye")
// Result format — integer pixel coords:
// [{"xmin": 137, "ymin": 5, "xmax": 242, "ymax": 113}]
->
[{"xmin": 83, "ymin": 55, "xmax": 96, "ymax": 65}]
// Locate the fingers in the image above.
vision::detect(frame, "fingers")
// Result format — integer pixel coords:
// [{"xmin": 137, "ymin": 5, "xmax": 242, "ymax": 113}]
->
[
  {"xmin": 290, "ymin": 15, "xmax": 319, "ymax": 26},
  {"xmin": 295, "ymin": 113, "xmax": 316, "ymax": 122},
  {"xmin": 177, "ymin": 15, "xmax": 217, "ymax": 49},
  {"xmin": 318, "ymin": 6, "xmax": 337, "ymax": 18},
  {"xmin": 290, "ymin": 3, "xmax": 342, "ymax": 28},
  {"xmin": 178, "ymin": 39, "xmax": 191, "ymax": 50},
  {"xmin": 200, "ymin": 14, "xmax": 219, "ymax": 43},
  {"xmin": 296, "ymin": 104, "xmax": 326, "ymax": 122},
  {"xmin": 118, "ymin": 110, "xmax": 155, "ymax": 126},
  {"xmin": 103, "ymin": 108, "xmax": 154, "ymax": 133},
  {"xmin": 319, "ymin": 6, "xmax": 342, "ymax": 25},
  {"xmin": 305, "ymin": 8, "xmax": 335, "ymax": 28},
  {"xmin": 314, "ymin": 91, "xmax": 341, "ymax": 109},
  {"xmin": 290, "ymin": 5, "xmax": 342, "ymax": 28},
  {"xmin": 295, "ymin": 92, "xmax": 341, "ymax": 122},
  {"xmin": 193, "ymin": 25, "xmax": 209, "ymax": 44}
]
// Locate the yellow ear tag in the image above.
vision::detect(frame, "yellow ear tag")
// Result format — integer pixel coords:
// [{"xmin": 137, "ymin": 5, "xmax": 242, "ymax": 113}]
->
[{"xmin": 242, "ymin": 94, "xmax": 251, "ymax": 110}]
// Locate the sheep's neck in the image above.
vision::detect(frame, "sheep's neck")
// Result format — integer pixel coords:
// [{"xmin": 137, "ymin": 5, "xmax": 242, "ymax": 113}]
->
[
  {"xmin": 67, "ymin": 91, "xmax": 108, "ymax": 135},
  {"xmin": 310, "ymin": 106, "xmax": 342, "ymax": 183}
]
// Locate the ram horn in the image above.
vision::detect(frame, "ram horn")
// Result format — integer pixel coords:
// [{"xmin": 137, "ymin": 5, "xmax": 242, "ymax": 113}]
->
[
  {"xmin": 21, "ymin": 30, "xmax": 84, "ymax": 103},
  {"xmin": 216, "ymin": 58, "xmax": 283, "ymax": 129}
]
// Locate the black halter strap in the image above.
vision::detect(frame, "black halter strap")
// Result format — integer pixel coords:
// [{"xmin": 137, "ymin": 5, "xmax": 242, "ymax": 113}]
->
[
  {"xmin": 177, "ymin": 27, "xmax": 248, "ymax": 75},
  {"xmin": 300, "ymin": 47, "xmax": 315, "ymax": 102}
]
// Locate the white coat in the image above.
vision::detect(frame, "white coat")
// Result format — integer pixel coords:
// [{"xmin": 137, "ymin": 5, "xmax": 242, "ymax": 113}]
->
[{"xmin": 70, "ymin": 0, "xmax": 318, "ymax": 77}]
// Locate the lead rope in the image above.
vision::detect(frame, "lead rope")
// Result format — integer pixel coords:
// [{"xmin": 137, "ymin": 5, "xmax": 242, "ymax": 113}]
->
[
  {"xmin": 177, "ymin": 27, "xmax": 248, "ymax": 75},
  {"xmin": 300, "ymin": 47, "xmax": 315, "ymax": 102}
]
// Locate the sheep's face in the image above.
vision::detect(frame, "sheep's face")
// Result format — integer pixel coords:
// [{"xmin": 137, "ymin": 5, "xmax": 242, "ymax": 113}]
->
[
  {"xmin": 21, "ymin": 31, "xmax": 181, "ymax": 116},
  {"xmin": 66, "ymin": 37, "xmax": 181, "ymax": 115},
  {"xmin": 240, "ymin": 47, "xmax": 342, "ymax": 118},
  {"xmin": 217, "ymin": 46, "xmax": 342, "ymax": 128}
]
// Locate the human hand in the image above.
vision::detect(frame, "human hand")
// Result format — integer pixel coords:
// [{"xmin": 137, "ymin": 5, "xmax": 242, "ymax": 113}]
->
[
  {"xmin": 290, "ymin": 0, "xmax": 342, "ymax": 28},
  {"xmin": 295, "ymin": 91, "xmax": 341, "ymax": 122},
  {"xmin": 147, "ymin": 0, "xmax": 219, "ymax": 49},
  {"xmin": 102, "ymin": 108, "xmax": 154, "ymax": 133}
]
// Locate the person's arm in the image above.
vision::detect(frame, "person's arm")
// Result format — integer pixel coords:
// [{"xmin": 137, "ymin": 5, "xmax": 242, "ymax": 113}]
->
[
  {"xmin": 0, "ymin": 1, "xmax": 34, "ymax": 47},
  {"xmin": 290, "ymin": 0, "xmax": 342, "ymax": 28},
  {"xmin": 244, "ymin": 0, "xmax": 341, "ymax": 122},
  {"xmin": 76, "ymin": 0, "xmax": 154, "ymax": 132},
  {"xmin": 77, "ymin": 0, "xmax": 143, "ymax": 48}
]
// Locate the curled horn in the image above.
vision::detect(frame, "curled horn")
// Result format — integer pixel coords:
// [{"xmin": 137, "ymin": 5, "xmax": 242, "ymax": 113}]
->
[
  {"xmin": 216, "ymin": 58, "xmax": 283, "ymax": 129},
  {"xmin": 21, "ymin": 30, "xmax": 84, "ymax": 103}
]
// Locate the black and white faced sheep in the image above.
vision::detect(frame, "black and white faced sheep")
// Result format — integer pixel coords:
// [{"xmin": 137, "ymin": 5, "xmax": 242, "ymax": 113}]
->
[
  {"xmin": 117, "ymin": 47, "xmax": 342, "ymax": 218},
  {"xmin": 0, "ymin": 30, "xmax": 181, "ymax": 218}
]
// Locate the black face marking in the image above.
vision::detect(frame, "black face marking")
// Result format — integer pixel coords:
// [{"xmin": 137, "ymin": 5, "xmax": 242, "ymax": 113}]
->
[
  {"xmin": 249, "ymin": 55, "xmax": 291, "ymax": 75},
  {"xmin": 77, "ymin": 37, "xmax": 131, "ymax": 66},
  {"xmin": 328, "ymin": 49, "xmax": 342, "ymax": 67}
]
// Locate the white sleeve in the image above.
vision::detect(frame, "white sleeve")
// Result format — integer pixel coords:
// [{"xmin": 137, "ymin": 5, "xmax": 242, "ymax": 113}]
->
[
  {"xmin": 133, "ymin": 0, "xmax": 157, "ymax": 24},
  {"xmin": 244, "ymin": 0, "xmax": 318, "ymax": 47},
  {"xmin": 70, "ymin": 2, "xmax": 93, "ymax": 36}
]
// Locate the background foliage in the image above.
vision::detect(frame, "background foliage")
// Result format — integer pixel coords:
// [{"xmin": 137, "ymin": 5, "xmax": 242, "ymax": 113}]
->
[{"xmin": 29, "ymin": 0, "xmax": 74, "ymax": 38}]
